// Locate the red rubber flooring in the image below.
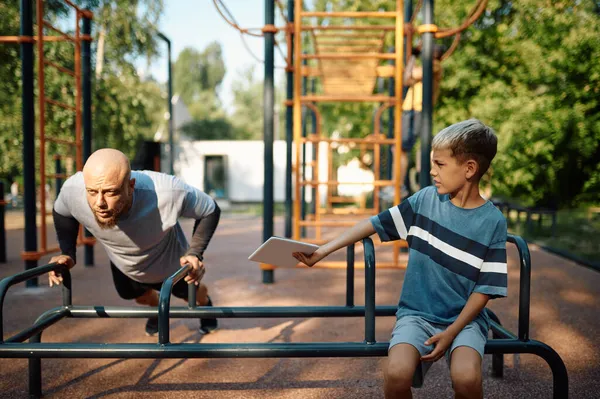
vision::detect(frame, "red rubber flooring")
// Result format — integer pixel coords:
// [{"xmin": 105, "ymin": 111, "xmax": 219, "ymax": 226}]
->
[{"xmin": 0, "ymin": 215, "xmax": 598, "ymax": 398}]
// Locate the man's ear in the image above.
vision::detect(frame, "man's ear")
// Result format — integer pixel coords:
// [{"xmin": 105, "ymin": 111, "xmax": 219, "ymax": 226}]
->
[
  {"xmin": 465, "ymin": 160, "xmax": 479, "ymax": 180},
  {"xmin": 129, "ymin": 178, "xmax": 136, "ymax": 190}
]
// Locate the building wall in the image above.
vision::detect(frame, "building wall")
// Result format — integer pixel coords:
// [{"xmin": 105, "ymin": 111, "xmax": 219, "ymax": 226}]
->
[{"xmin": 166, "ymin": 139, "xmax": 376, "ymax": 204}]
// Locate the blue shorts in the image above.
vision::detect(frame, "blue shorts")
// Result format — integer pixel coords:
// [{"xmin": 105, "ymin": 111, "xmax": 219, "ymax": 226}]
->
[{"xmin": 388, "ymin": 315, "xmax": 487, "ymax": 388}]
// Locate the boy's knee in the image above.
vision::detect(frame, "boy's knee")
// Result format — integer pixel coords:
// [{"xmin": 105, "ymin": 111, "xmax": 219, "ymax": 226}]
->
[
  {"xmin": 384, "ymin": 362, "xmax": 415, "ymax": 392},
  {"xmin": 451, "ymin": 364, "xmax": 482, "ymax": 394}
]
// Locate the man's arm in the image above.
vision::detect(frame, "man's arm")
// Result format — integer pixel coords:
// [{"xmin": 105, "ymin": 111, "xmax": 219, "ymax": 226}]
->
[
  {"xmin": 185, "ymin": 200, "xmax": 221, "ymax": 260},
  {"xmin": 53, "ymin": 208, "xmax": 79, "ymax": 263}
]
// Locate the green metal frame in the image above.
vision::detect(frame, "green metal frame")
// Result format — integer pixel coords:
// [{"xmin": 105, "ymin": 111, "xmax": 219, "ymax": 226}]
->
[{"xmin": 0, "ymin": 235, "xmax": 568, "ymax": 398}]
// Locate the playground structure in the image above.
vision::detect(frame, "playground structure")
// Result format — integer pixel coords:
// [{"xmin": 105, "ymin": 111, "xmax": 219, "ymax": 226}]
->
[
  {"xmin": 223, "ymin": 0, "xmax": 492, "ymax": 280},
  {"xmin": 0, "ymin": 0, "xmax": 96, "ymax": 286},
  {"xmin": 0, "ymin": 1, "xmax": 571, "ymax": 398}
]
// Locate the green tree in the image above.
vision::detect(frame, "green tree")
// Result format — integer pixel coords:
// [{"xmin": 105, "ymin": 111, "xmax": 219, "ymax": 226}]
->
[{"xmin": 174, "ymin": 43, "xmax": 226, "ymax": 120}]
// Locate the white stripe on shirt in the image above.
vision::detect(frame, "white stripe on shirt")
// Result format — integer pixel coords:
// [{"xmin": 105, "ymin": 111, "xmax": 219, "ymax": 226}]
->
[
  {"xmin": 390, "ymin": 206, "xmax": 408, "ymax": 240},
  {"xmin": 408, "ymin": 226, "xmax": 484, "ymax": 269}
]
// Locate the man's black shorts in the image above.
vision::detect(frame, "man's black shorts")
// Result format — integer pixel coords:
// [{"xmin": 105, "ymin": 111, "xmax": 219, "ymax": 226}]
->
[{"xmin": 110, "ymin": 262, "xmax": 191, "ymax": 300}]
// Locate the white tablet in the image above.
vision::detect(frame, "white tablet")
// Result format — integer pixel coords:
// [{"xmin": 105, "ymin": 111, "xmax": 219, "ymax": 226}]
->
[{"xmin": 248, "ymin": 236, "xmax": 319, "ymax": 268}]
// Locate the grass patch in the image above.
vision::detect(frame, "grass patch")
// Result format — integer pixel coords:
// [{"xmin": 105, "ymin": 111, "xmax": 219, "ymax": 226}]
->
[{"xmin": 506, "ymin": 207, "xmax": 600, "ymax": 264}]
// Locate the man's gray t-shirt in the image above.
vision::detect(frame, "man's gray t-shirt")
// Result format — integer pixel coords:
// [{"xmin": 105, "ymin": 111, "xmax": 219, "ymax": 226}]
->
[{"xmin": 54, "ymin": 170, "xmax": 216, "ymax": 283}]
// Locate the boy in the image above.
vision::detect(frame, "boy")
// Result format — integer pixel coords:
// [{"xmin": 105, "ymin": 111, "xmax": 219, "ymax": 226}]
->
[{"xmin": 294, "ymin": 119, "xmax": 507, "ymax": 398}]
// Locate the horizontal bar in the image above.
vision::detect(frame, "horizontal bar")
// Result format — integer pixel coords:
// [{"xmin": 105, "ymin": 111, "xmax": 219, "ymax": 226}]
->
[
  {"xmin": 299, "ymin": 180, "xmax": 395, "ymax": 186},
  {"xmin": 0, "ymin": 342, "xmax": 390, "ymax": 358},
  {"xmin": 0, "ymin": 339, "xmax": 563, "ymax": 359},
  {"xmin": 68, "ymin": 305, "xmax": 397, "ymax": 319},
  {"xmin": 45, "ymin": 136, "xmax": 76, "ymax": 146},
  {"xmin": 0, "ymin": 36, "xmax": 78, "ymax": 43},
  {"xmin": 301, "ymin": 136, "xmax": 396, "ymax": 144},
  {"xmin": 315, "ymin": 40, "xmax": 383, "ymax": 45},
  {"xmin": 303, "ymin": 25, "xmax": 396, "ymax": 31},
  {"xmin": 302, "ymin": 53, "xmax": 395, "ymax": 60},
  {"xmin": 44, "ymin": 60, "xmax": 76, "ymax": 77},
  {"xmin": 301, "ymin": 11, "xmax": 397, "ymax": 18},
  {"xmin": 5, "ymin": 309, "xmax": 69, "ymax": 343},
  {"xmin": 42, "ymin": 21, "xmax": 75, "ymax": 42},
  {"xmin": 45, "ymin": 174, "xmax": 68, "ymax": 179},
  {"xmin": 301, "ymin": 65, "xmax": 395, "ymax": 78},
  {"xmin": 301, "ymin": 95, "xmax": 395, "ymax": 103},
  {"xmin": 298, "ymin": 221, "xmax": 357, "ymax": 227},
  {"xmin": 45, "ymin": 98, "xmax": 76, "ymax": 111},
  {"xmin": 315, "ymin": 33, "xmax": 384, "ymax": 38}
]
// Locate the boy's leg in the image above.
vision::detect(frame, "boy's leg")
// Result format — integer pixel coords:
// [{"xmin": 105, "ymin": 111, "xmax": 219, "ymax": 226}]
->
[
  {"xmin": 447, "ymin": 322, "xmax": 486, "ymax": 399},
  {"xmin": 449, "ymin": 346, "xmax": 483, "ymax": 399},
  {"xmin": 384, "ymin": 344, "xmax": 421, "ymax": 399}
]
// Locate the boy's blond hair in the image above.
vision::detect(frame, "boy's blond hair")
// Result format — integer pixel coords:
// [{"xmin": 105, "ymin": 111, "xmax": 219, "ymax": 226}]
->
[{"xmin": 432, "ymin": 119, "xmax": 497, "ymax": 179}]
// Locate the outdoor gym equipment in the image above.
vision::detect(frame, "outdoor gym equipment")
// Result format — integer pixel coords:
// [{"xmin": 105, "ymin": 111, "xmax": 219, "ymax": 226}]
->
[{"xmin": 0, "ymin": 234, "xmax": 568, "ymax": 398}]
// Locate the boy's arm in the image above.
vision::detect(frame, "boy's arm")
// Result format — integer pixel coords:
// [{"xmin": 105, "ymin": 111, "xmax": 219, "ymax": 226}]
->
[
  {"xmin": 404, "ymin": 56, "xmax": 423, "ymax": 86},
  {"xmin": 293, "ymin": 219, "xmax": 375, "ymax": 267},
  {"xmin": 421, "ymin": 292, "xmax": 489, "ymax": 362}
]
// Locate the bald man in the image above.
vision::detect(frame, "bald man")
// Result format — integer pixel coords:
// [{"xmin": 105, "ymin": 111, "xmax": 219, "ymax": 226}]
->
[{"xmin": 48, "ymin": 149, "xmax": 220, "ymax": 336}]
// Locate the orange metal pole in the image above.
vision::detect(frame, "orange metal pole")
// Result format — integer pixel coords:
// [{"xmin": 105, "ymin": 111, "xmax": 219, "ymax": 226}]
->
[
  {"xmin": 44, "ymin": 60, "xmax": 76, "ymax": 77},
  {"xmin": 315, "ymin": 33, "xmax": 384, "ymax": 38},
  {"xmin": 293, "ymin": 0, "xmax": 302, "ymax": 240},
  {"xmin": 302, "ymin": 25, "xmax": 396, "ymax": 31},
  {"xmin": 301, "ymin": 95, "xmax": 395, "ymax": 103},
  {"xmin": 301, "ymin": 11, "xmax": 397, "ymax": 18},
  {"xmin": 394, "ymin": 0, "xmax": 405, "ymax": 266},
  {"xmin": 301, "ymin": 53, "xmax": 395, "ymax": 60},
  {"xmin": 42, "ymin": 21, "xmax": 76, "ymax": 42}
]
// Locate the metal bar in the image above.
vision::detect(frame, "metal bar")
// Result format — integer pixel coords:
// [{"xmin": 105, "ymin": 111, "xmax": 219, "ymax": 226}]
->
[
  {"xmin": 315, "ymin": 33, "xmax": 384, "ymax": 38},
  {"xmin": 302, "ymin": 25, "xmax": 396, "ymax": 31},
  {"xmin": 0, "ymin": 182, "xmax": 5, "ymax": 263},
  {"xmin": 45, "ymin": 98, "xmax": 76, "ymax": 111},
  {"xmin": 284, "ymin": 0, "xmax": 295, "ymax": 239},
  {"xmin": 346, "ymin": 244, "xmax": 355, "ymax": 307},
  {"xmin": 28, "ymin": 333, "xmax": 41, "ymax": 398},
  {"xmin": 292, "ymin": 0, "xmax": 301, "ymax": 240},
  {"xmin": 43, "ymin": 60, "xmax": 75, "ymax": 77},
  {"xmin": 38, "ymin": 1, "xmax": 49, "ymax": 256},
  {"xmin": 363, "ymin": 238, "xmax": 376, "ymax": 344},
  {"xmin": 158, "ymin": 265, "xmax": 190, "ymax": 344},
  {"xmin": 45, "ymin": 173, "xmax": 67, "ymax": 179},
  {"xmin": 489, "ymin": 320, "xmax": 517, "ymax": 340},
  {"xmin": 262, "ymin": 0, "xmax": 276, "ymax": 283},
  {"xmin": 300, "ymin": 180, "xmax": 396, "ymax": 186},
  {"xmin": 420, "ymin": 0, "xmax": 433, "ymax": 188},
  {"xmin": 0, "ymin": 263, "xmax": 69, "ymax": 341},
  {"xmin": 22, "ymin": 0, "xmax": 38, "ymax": 286},
  {"xmin": 5, "ymin": 309, "xmax": 69, "ymax": 343},
  {"xmin": 301, "ymin": 53, "xmax": 395, "ymax": 60},
  {"xmin": 301, "ymin": 11, "xmax": 396, "ymax": 18},
  {"xmin": 395, "ymin": 0, "xmax": 404, "ymax": 204},
  {"xmin": 82, "ymin": 13, "xmax": 94, "ymax": 266},
  {"xmin": 301, "ymin": 95, "xmax": 395, "ymax": 103},
  {"xmin": 157, "ymin": 33, "xmax": 174, "ymax": 175},
  {"xmin": 0, "ymin": 342, "xmax": 390, "ymax": 358},
  {"xmin": 508, "ymin": 234, "xmax": 531, "ymax": 341},
  {"xmin": 300, "ymin": 58, "xmax": 308, "ymax": 239},
  {"xmin": 68, "ymin": 305, "xmax": 397, "ymax": 318},
  {"xmin": 484, "ymin": 340, "xmax": 568, "ymax": 399},
  {"xmin": 54, "ymin": 157, "xmax": 63, "ymax": 198},
  {"xmin": 42, "ymin": 21, "xmax": 75, "ymax": 42},
  {"xmin": 45, "ymin": 136, "xmax": 76, "ymax": 146},
  {"xmin": 302, "ymin": 137, "xmax": 396, "ymax": 145}
]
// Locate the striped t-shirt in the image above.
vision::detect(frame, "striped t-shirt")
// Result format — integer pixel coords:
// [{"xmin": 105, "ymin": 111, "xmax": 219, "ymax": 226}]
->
[{"xmin": 371, "ymin": 186, "xmax": 507, "ymax": 333}]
